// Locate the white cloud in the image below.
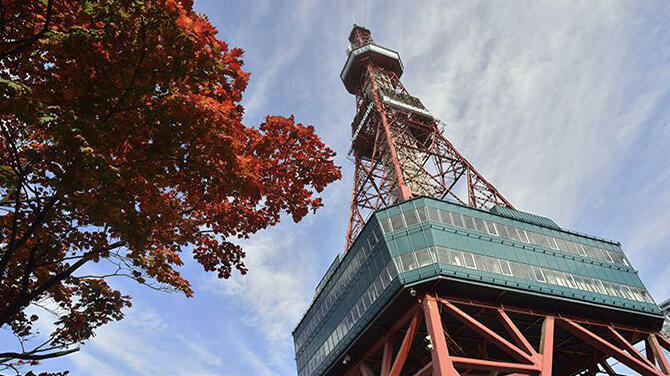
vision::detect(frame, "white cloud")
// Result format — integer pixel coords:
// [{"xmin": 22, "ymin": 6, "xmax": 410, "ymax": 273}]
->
[
  {"xmin": 200, "ymin": 226, "xmax": 317, "ymax": 344},
  {"xmin": 66, "ymin": 305, "xmax": 228, "ymax": 376},
  {"xmin": 375, "ymin": 1, "xmax": 666, "ymax": 224}
]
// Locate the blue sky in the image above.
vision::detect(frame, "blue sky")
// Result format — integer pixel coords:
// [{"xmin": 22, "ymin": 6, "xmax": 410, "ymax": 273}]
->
[{"xmin": 17, "ymin": 1, "xmax": 670, "ymax": 375}]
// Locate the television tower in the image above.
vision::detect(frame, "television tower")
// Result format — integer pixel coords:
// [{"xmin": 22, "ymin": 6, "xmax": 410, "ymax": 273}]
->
[{"xmin": 292, "ymin": 25, "xmax": 669, "ymax": 376}]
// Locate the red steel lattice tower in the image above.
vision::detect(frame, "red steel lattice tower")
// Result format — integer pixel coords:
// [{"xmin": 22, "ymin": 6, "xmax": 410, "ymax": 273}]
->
[{"xmin": 343, "ymin": 25, "xmax": 512, "ymax": 249}]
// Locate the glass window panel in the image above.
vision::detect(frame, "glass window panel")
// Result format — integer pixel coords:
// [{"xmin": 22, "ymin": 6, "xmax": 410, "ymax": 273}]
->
[
  {"xmin": 478, "ymin": 256, "xmax": 501, "ymax": 273},
  {"xmin": 564, "ymin": 274, "xmax": 577, "ymax": 289},
  {"xmin": 603, "ymin": 250, "xmax": 613, "ymax": 263},
  {"xmin": 506, "ymin": 226, "xmax": 521, "ymax": 241},
  {"xmin": 544, "ymin": 269, "xmax": 557, "ymax": 285},
  {"xmin": 415, "ymin": 249, "xmax": 433, "ymax": 267},
  {"xmin": 584, "ymin": 278, "xmax": 598, "ymax": 293},
  {"xmin": 393, "ymin": 256, "xmax": 402, "ymax": 271},
  {"xmin": 554, "ymin": 238, "xmax": 569, "ymax": 252},
  {"xmin": 496, "ymin": 224, "xmax": 509, "ymax": 238},
  {"xmin": 451, "ymin": 212, "xmax": 464, "ymax": 227},
  {"xmin": 485, "ymin": 221, "xmax": 499, "ymax": 236},
  {"xmin": 439, "ymin": 209, "xmax": 453, "ymax": 225},
  {"xmin": 561, "ymin": 240, "xmax": 578, "ymax": 254},
  {"xmin": 555, "ymin": 272, "xmax": 568, "ymax": 287},
  {"xmin": 574, "ymin": 243, "xmax": 587, "ymax": 256},
  {"xmin": 361, "ymin": 292, "xmax": 370, "ymax": 310},
  {"xmin": 388, "ymin": 263, "xmax": 398, "ymax": 279},
  {"xmin": 381, "ymin": 218, "xmax": 392, "ymax": 233},
  {"xmin": 473, "ymin": 218, "xmax": 486, "ymax": 233},
  {"xmin": 368, "ymin": 287, "xmax": 377, "ymax": 302},
  {"xmin": 517, "ymin": 229, "xmax": 530, "ymax": 243},
  {"xmin": 602, "ymin": 281, "xmax": 617, "ymax": 296},
  {"xmin": 582, "ymin": 245, "xmax": 598, "ymax": 259},
  {"xmin": 428, "ymin": 247, "xmax": 437, "ymax": 263},
  {"xmin": 595, "ymin": 280, "xmax": 607, "ymax": 295},
  {"xmin": 400, "ymin": 252, "xmax": 418, "ymax": 271},
  {"xmin": 390, "ymin": 214, "xmax": 405, "ymax": 231},
  {"xmin": 462, "ymin": 215, "xmax": 476, "ymax": 231},
  {"xmin": 404, "ymin": 210, "xmax": 419, "ymax": 226},
  {"xmin": 427, "ymin": 207, "xmax": 440, "ymax": 222},
  {"xmin": 573, "ymin": 276, "xmax": 587, "ymax": 291},
  {"xmin": 609, "ymin": 282, "xmax": 623, "ymax": 298},
  {"xmin": 533, "ymin": 267, "xmax": 546, "ymax": 282},
  {"xmin": 547, "ymin": 237, "xmax": 559, "ymax": 250},
  {"xmin": 500, "ymin": 260, "xmax": 512, "ymax": 275},
  {"xmin": 373, "ymin": 225, "xmax": 383, "ymax": 242},
  {"xmin": 621, "ymin": 286, "xmax": 634, "ymax": 300},
  {"xmin": 374, "ymin": 277, "xmax": 384, "ymax": 296},
  {"xmin": 449, "ymin": 249, "xmax": 465, "ymax": 267},
  {"xmin": 416, "ymin": 207, "xmax": 427, "ymax": 222},
  {"xmin": 463, "ymin": 252, "xmax": 477, "ymax": 269},
  {"xmin": 472, "ymin": 254, "xmax": 484, "ymax": 270},
  {"xmin": 529, "ymin": 232, "xmax": 550, "ymax": 248},
  {"xmin": 360, "ymin": 242, "xmax": 369, "ymax": 257},
  {"xmin": 609, "ymin": 252, "xmax": 626, "ymax": 265},
  {"xmin": 509, "ymin": 261, "xmax": 530, "ymax": 280},
  {"xmin": 436, "ymin": 247, "xmax": 451, "ymax": 264}
]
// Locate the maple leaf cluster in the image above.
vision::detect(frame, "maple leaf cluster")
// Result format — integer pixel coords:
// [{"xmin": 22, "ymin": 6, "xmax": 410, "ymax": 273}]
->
[{"xmin": 0, "ymin": 0, "xmax": 340, "ymax": 370}]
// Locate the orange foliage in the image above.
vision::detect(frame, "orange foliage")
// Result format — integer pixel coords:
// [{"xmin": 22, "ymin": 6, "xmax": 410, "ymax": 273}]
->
[{"xmin": 0, "ymin": 0, "xmax": 340, "ymax": 369}]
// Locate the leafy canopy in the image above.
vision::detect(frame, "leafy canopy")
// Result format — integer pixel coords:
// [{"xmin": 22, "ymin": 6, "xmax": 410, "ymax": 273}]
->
[{"xmin": 0, "ymin": 0, "xmax": 340, "ymax": 371}]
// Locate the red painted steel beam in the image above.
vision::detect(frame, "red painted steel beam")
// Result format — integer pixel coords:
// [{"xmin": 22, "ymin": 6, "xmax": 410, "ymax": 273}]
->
[
  {"xmin": 608, "ymin": 327, "xmax": 657, "ymax": 369},
  {"xmin": 647, "ymin": 335, "xmax": 670, "ymax": 375},
  {"xmin": 600, "ymin": 361, "xmax": 618, "ymax": 376},
  {"xmin": 539, "ymin": 317, "xmax": 554, "ymax": 376},
  {"xmin": 360, "ymin": 363, "xmax": 375, "ymax": 376},
  {"xmin": 450, "ymin": 357, "xmax": 540, "ymax": 373},
  {"xmin": 495, "ymin": 308, "xmax": 538, "ymax": 359},
  {"xmin": 367, "ymin": 66, "xmax": 411, "ymax": 201},
  {"xmin": 343, "ymin": 305, "xmax": 420, "ymax": 376},
  {"xmin": 558, "ymin": 319, "xmax": 662, "ymax": 376},
  {"xmin": 422, "ymin": 296, "xmax": 459, "ymax": 376},
  {"xmin": 657, "ymin": 334, "xmax": 670, "ymax": 353},
  {"xmin": 647, "ymin": 339, "xmax": 658, "ymax": 366},
  {"xmin": 439, "ymin": 295, "xmax": 655, "ymax": 337},
  {"xmin": 381, "ymin": 339, "xmax": 394, "ymax": 376},
  {"xmin": 390, "ymin": 310, "xmax": 422, "ymax": 376},
  {"xmin": 410, "ymin": 362, "xmax": 433, "ymax": 376},
  {"xmin": 437, "ymin": 298, "xmax": 536, "ymax": 365}
]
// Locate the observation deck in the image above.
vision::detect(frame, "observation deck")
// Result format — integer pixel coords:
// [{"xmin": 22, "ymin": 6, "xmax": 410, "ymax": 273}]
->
[{"xmin": 292, "ymin": 197, "xmax": 663, "ymax": 376}]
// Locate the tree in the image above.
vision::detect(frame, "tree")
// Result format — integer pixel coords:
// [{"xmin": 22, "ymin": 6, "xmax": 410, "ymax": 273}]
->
[{"xmin": 0, "ymin": 0, "xmax": 341, "ymax": 372}]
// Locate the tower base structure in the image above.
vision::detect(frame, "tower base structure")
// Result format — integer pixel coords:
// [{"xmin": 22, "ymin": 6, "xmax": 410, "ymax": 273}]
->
[
  {"xmin": 342, "ymin": 292, "xmax": 670, "ymax": 376},
  {"xmin": 293, "ymin": 198, "xmax": 665, "ymax": 376}
]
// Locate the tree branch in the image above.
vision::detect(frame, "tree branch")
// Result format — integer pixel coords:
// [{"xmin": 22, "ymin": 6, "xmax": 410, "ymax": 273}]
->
[
  {"xmin": 0, "ymin": 0, "xmax": 54, "ymax": 61},
  {"xmin": 0, "ymin": 241, "xmax": 125, "ymax": 327},
  {"xmin": 0, "ymin": 347, "xmax": 79, "ymax": 362}
]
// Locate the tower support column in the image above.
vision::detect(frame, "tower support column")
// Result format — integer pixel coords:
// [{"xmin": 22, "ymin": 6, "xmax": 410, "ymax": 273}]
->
[{"xmin": 422, "ymin": 295, "xmax": 459, "ymax": 376}]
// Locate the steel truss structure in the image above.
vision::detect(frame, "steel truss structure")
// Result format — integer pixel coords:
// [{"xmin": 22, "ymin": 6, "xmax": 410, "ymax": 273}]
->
[
  {"xmin": 345, "ymin": 293, "xmax": 670, "ymax": 376},
  {"xmin": 345, "ymin": 48, "xmax": 512, "ymax": 249}
]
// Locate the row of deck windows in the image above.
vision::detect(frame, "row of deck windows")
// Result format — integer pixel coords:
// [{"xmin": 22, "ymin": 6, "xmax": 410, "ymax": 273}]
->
[
  {"xmin": 381, "ymin": 206, "xmax": 630, "ymax": 267},
  {"xmin": 395, "ymin": 246, "xmax": 654, "ymax": 305},
  {"xmin": 298, "ymin": 260, "xmax": 397, "ymax": 376},
  {"xmin": 294, "ymin": 224, "xmax": 384, "ymax": 354}
]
